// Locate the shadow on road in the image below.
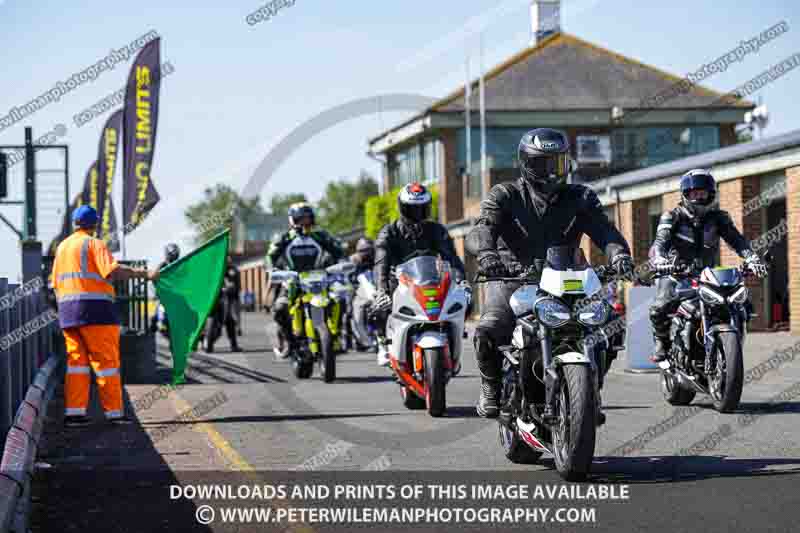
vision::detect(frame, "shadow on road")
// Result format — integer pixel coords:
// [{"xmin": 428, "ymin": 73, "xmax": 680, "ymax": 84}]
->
[
  {"xmin": 156, "ymin": 349, "xmax": 287, "ymax": 384},
  {"xmin": 329, "ymin": 375, "xmax": 397, "ymax": 384},
  {"xmin": 580, "ymin": 455, "xmax": 800, "ymax": 484},
  {"xmin": 173, "ymin": 412, "xmax": 408, "ymax": 424},
  {"xmin": 31, "ymin": 385, "xmax": 214, "ymax": 533},
  {"xmin": 735, "ymin": 401, "xmax": 800, "ymax": 415}
]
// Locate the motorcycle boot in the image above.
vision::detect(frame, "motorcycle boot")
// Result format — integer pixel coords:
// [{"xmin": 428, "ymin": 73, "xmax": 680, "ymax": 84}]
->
[{"xmin": 474, "ymin": 329, "xmax": 501, "ymax": 418}]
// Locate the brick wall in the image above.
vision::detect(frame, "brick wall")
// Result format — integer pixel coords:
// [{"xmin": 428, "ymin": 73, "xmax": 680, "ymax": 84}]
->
[
  {"xmin": 662, "ymin": 190, "xmax": 681, "ymax": 212},
  {"xmin": 440, "ymin": 130, "xmax": 463, "ymax": 224},
  {"xmin": 718, "ymin": 176, "xmax": 766, "ymax": 329},
  {"xmin": 787, "ymin": 166, "xmax": 800, "ymax": 334}
]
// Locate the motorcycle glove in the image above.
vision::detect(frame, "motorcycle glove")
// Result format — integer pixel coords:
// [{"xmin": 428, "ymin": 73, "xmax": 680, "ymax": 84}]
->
[
  {"xmin": 374, "ymin": 291, "xmax": 392, "ymax": 313},
  {"xmin": 745, "ymin": 254, "xmax": 768, "ymax": 278},
  {"xmin": 611, "ymin": 253, "xmax": 636, "ymax": 281},
  {"xmin": 650, "ymin": 256, "xmax": 674, "ymax": 274},
  {"xmin": 477, "ymin": 252, "xmax": 508, "ymax": 278}
]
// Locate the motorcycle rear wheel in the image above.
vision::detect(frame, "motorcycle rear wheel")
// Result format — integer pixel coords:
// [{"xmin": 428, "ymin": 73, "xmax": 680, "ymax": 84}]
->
[
  {"xmin": 400, "ymin": 385, "xmax": 425, "ymax": 409},
  {"xmin": 498, "ymin": 421, "xmax": 543, "ymax": 464},
  {"xmin": 291, "ymin": 356, "xmax": 314, "ymax": 379}
]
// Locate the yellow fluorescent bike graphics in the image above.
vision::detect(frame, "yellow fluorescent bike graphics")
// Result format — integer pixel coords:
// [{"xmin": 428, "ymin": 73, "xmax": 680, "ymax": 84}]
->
[{"xmin": 287, "ymin": 272, "xmax": 342, "ymax": 355}]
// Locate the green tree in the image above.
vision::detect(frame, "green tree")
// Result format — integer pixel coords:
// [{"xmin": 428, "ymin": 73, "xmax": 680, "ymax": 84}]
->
[
  {"xmin": 268, "ymin": 192, "xmax": 308, "ymax": 216},
  {"xmin": 317, "ymin": 171, "xmax": 379, "ymax": 234},
  {"xmin": 184, "ymin": 184, "xmax": 265, "ymax": 244}
]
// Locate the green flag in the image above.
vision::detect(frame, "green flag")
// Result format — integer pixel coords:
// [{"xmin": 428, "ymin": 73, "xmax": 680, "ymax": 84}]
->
[{"xmin": 155, "ymin": 230, "xmax": 230, "ymax": 384}]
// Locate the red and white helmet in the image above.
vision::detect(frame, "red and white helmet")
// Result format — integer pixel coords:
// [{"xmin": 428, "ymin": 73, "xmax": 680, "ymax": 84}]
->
[{"xmin": 397, "ymin": 182, "xmax": 432, "ymax": 223}]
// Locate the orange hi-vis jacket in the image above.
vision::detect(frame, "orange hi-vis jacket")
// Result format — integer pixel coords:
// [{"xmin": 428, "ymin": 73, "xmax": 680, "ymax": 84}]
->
[{"xmin": 51, "ymin": 229, "xmax": 120, "ymax": 328}]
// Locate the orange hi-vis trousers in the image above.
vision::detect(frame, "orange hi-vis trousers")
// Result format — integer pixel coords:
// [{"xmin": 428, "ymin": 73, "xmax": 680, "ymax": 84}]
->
[{"xmin": 62, "ymin": 324, "xmax": 123, "ymax": 419}]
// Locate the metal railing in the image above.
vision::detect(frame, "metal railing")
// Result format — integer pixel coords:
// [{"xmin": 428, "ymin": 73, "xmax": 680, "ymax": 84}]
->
[
  {"xmin": 113, "ymin": 260, "xmax": 150, "ymax": 333},
  {"xmin": 0, "ymin": 278, "xmax": 62, "ymax": 445}
]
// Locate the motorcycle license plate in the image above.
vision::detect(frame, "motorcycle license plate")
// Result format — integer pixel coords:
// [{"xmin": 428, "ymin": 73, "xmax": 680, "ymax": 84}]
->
[{"xmin": 563, "ymin": 279, "xmax": 583, "ymax": 292}]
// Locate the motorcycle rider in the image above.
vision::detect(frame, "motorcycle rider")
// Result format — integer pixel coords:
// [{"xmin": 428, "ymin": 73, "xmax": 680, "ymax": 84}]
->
[
  {"xmin": 350, "ymin": 237, "xmax": 375, "ymax": 276},
  {"xmin": 649, "ymin": 168, "xmax": 768, "ymax": 362},
  {"xmin": 466, "ymin": 128, "xmax": 635, "ymax": 418},
  {"xmin": 267, "ymin": 202, "xmax": 344, "ymax": 358},
  {"xmin": 372, "ymin": 182, "xmax": 467, "ymax": 367},
  {"xmin": 206, "ymin": 254, "xmax": 242, "ymax": 353}
]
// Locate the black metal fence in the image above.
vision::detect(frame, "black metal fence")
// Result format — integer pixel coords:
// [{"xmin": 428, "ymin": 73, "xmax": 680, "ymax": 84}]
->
[
  {"xmin": 0, "ymin": 278, "xmax": 62, "ymax": 445},
  {"xmin": 114, "ymin": 260, "xmax": 150, "ymax": 333}
]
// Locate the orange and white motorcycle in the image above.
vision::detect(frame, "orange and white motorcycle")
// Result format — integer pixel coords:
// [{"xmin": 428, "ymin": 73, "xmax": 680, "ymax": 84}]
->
[{"xmin": 384, "ymin": 255, "xmax": 470, "ymax": 417}]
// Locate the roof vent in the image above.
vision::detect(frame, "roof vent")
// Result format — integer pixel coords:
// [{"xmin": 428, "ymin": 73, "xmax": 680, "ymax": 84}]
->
[{"xmin": 530, "ymin": 0, "xmax": 561, "ymax": 46}]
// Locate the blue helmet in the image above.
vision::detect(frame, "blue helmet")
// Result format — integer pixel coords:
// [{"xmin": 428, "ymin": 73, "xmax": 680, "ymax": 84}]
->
[
  {"xmin": 680, "ymin": 169, "xmax": 716, "ymax": 217},
  {"xmin": 72, "ymin": 205, "xmax": 98, "ymax": 228}
]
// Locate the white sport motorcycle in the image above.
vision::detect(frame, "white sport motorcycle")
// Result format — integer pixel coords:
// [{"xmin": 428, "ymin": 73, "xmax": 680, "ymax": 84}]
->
[
  {"xmin": 385, "ymin": 255, "xmax": 470, "ymax": 417},
  {"xmin": 476, "ymin": 246, "xmax": 622, "ymax": 481}
]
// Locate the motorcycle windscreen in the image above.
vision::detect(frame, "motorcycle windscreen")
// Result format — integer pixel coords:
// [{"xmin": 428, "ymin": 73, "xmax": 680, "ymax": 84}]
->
[
  {"xmin": 545, "ymin": 246, "xmax": 589, "ymax": 271},
  {"xmin": 396, "ymin": 256, "xmax": 447, "ymax": 285},
  {"xmin": 709, "ymin": 267, "xmax": 742, "ymax": 287}
]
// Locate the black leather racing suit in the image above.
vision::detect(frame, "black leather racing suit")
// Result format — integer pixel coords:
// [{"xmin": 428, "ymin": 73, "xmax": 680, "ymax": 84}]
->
[
  {"xmin": 649, "ymin": 204, "xmax": 755, "ymax": 342},
  {"xmin": 466, "ymin": 178, "xmax": 630, "ymax": 383},
  {"xmin": 208, "ymin": 265, "xmax": 242, "ymax": 351},
  {"xmin": 372, "ymin": 219, "xmax": 466, "ymax": 333}
]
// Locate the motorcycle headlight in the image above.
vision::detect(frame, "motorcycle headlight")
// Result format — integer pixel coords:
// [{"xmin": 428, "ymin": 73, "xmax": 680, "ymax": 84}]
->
[
  {"xmin": 699, "ymin": 286, "xmax": 725, "ymax": 306},
  {"xmin": 534, "ymin": 298, "xmax": 571, "ymax": 328},
  {"xmin": 577, "ymin": 300, "xmax": 610, "ymax": 326},
  {"xmin": 729, "ymin": 286, "xmax": 749, "ymax": 305}
]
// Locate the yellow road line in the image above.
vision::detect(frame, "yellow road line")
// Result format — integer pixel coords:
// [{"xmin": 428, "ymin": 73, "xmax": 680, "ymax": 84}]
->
[{"xmin": 168, "ymin": 389, "xmax": 316, "ymax": 533}]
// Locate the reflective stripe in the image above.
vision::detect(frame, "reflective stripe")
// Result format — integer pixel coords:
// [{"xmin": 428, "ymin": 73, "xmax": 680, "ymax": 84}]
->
[
  {"xmin": 105, "ymin": 410, "xmax": 123, "ymax": 419},
  {"xmin": 80, "ymin": 237, "xmax": 90, "ymax": 273},
  {"xmin": 65, "ymin": 407, "xmax": 87, "ymax": 415},
  {"xmin": 95, "ymin": 367, "xmax": 119, "ymax": 378},
  {"xmin": 57, "ymin": 271, "xmax": 112, "ymax": 285},
  {"xmin": 657, "ymin": 224, "xmax": 672, "ymax": 231},
  {"xmin": 57, "ymin": 236, "xmax": 113, "ymax": 287},
  {"xmin": 66, "ymin": 366, "xmax": 91, "ymax": 375},
  {"xmin": 58, "ymin": 293, "xmax": 114, "ymax": 303},
  {"xmin": 676, "ymin": 233, "xmax": 695, "ymax": 243}
]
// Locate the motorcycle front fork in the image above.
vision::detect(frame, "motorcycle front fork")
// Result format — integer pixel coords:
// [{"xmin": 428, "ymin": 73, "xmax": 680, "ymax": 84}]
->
[{"xmin": 539, "ymin": 325, "xmax": 602, "ymax": 424}]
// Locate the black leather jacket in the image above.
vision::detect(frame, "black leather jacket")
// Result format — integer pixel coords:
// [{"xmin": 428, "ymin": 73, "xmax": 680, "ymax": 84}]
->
[
  {"xmin": 374, "ymin": 219, "xmax": 466, "ymax": 293},
  {"xmin": 467, "ymin": 178, "xmax": 630, "ymax": 272},
  {"xmin": 650, "ymin": 204, "xmax": 753, "ymax": 267}
]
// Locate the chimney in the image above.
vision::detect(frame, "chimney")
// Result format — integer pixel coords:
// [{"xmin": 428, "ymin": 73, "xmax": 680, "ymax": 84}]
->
[{"xmin": 529, "ymin": 0, "xmax": 561, "ymax": 46}]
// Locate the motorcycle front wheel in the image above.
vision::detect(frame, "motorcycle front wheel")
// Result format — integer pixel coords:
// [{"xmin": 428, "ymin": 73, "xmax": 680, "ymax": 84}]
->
[
  {"xmin": 318, "ymin": 324, "xmax": 336, "ymax": 383},
  {"xmin": 552, "ymin": 365, "xmax": 596, "ymax": 482},
  {"xmin": 711, "ymin": 331, "xmax": 744, "ymax": 413},
  {"xmin": 424, "ymin": 348, "xmax": 446, "ymax": 417}
]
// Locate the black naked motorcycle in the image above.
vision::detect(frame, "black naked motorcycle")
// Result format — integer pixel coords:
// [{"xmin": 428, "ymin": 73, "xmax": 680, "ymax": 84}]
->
[
  {"xmin": 476, "ymin": 246, "xmax": 624, "ymax": 481},
  {"xmin": 653, "ymin": 260, "xmax": 763, "ymax": 413}
]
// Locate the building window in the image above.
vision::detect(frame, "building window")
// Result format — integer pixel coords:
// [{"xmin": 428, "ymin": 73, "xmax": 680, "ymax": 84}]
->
[
  {"xmin": 422, "ymin": 140, "xmax": 441, "ymax": 185},
  {"xmin": 612, "ymin": 126, "xmax": 720, "ymax": 171},
  {"xmin": 647, "ymin": 196, "xmax": 663, "ymax": 243},
  {"xmin": 389, "ymin": 144, "xmax": 422, "ymax": 188},
  {"xmin": 576, "ymin": 135, "xmax": 611, "ymax": 165}
]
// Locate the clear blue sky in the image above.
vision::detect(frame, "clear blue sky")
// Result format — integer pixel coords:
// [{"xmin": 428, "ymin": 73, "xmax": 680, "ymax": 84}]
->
[{"xmin": 1, "ymin": 0, "xmax": 798, "ymax": 280}]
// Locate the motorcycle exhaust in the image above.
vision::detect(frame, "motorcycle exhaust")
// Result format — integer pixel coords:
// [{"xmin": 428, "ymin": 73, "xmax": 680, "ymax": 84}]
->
[{"xmin": 673, "ymin": 368, "xmax": 709, "ymax": 394}]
